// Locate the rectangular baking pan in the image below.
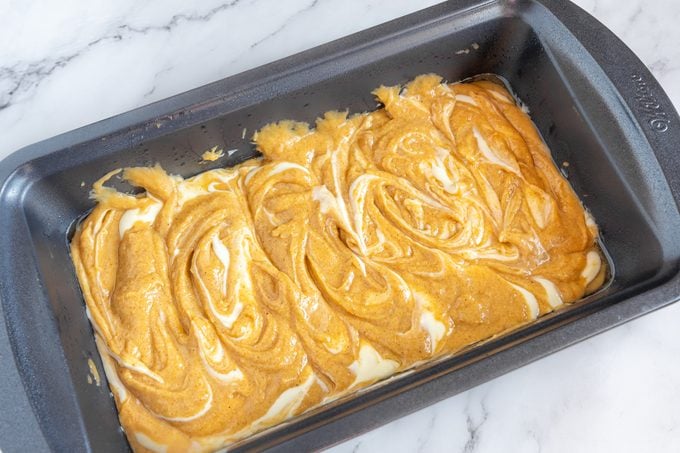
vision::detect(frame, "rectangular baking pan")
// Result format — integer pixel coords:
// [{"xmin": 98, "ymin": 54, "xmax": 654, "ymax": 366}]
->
[{"xmin": 1, "ymin": 0, "xmax": 679, "ymax": 451}]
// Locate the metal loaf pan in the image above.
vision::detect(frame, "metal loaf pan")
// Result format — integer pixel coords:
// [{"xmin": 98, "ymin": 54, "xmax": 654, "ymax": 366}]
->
[{"xmin": 1, "ymin": 0, "xmax": 679, "ymax": 451}]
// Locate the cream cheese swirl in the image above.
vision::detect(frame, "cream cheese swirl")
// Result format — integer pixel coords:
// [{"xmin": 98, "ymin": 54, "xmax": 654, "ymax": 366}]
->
[{"xmin": 71, "ymin": 74, "xmax": 605, "ymax": 452}]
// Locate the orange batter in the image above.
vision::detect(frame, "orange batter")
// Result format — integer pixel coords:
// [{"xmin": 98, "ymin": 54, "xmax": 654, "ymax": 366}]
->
[{"xmin": 71, "ymin": 74, "xmax": 605, "ymax": 452}]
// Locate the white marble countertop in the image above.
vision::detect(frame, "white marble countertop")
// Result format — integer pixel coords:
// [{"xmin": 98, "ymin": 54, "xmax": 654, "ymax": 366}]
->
[{"xmin": 2, "ymin": 1, "xmax": 679, "ymax": 452}]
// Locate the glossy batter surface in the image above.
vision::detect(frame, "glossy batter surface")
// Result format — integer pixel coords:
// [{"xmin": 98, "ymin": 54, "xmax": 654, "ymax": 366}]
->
[{"xmin": 71, "ymin": 75, "xmax": 605, "ymax": 452}]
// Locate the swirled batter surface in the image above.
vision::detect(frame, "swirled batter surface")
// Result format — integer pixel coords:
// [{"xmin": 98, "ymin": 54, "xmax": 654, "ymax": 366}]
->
[{"xmin": 71, "ymin": 75, "xmax": 605, "ymax": 452}]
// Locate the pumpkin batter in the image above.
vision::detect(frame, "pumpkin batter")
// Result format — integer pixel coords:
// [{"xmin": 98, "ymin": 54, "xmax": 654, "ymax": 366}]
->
[{"xmin": 71, "ymin": 74, "xmax": 606, "ymax": 452}]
